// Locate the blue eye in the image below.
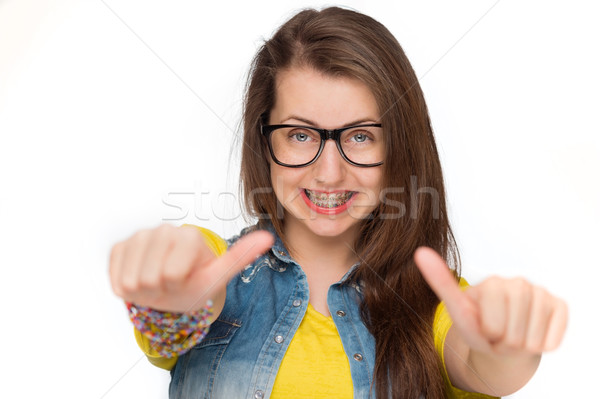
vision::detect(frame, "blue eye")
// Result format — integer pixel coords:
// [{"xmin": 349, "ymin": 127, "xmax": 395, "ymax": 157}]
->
[
  {"xmin": 293, "ymin": 133, "xmax": 309, "ymax": 142},
  {"xmin": 288, "ymin": 129, "xmax": 319, "ymax": 143},
  {"xmin": 353, "ymin": 133, "xmax": 368, "ymax": 143}
]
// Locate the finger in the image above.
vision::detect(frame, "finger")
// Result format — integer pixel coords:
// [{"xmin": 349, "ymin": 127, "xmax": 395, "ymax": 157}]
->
[
  {"xmin": 119, "ymin": 230, "xmax": 152, "ymax": 300},
  {"xmin": 201, "ymin": 230, "xmax": 275, "ymax": 288},
  {"xmin": 109, "ymin": 241, "xmax": 125, "ymax": 297},
  {"xmin": 524, "ymin": 286, "xmax": 554, "ymax": 353},
  {"xmin": 543, "ymin": 297, "xmax": 568, "ymax": 351},
  {"xmin": 500, "ymin": 278, "xmax": 533, "ymax": 350},
  {"xmin": 138, "ymin": 225, "xmax": 176, "ymax": 293},
  {"xmin": 414, "ymin": 247, "xmax": 467, "ymax": 314},
  {"xmin": 477, "ymin": 277, "xmax": 507, "ymax": 343},
  {"xmin": 162, "ymin": 226, "xmax": 217, "ymax": 289}
]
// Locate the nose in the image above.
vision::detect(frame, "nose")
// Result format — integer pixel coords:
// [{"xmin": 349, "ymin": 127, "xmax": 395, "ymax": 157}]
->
[{"xmin": 312, "ymin": 139, "xmax": 346, "ymax": 184}]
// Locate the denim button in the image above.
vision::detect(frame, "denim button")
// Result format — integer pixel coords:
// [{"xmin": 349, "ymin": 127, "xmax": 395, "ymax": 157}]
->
[
  {"xmin": 353, "ymin": 353, "xmax": 363, "ymax": 361},
  {"xmin": 254, "ymin": 390, "xmax": 264, "ymax": 398},
  {"xmin": 278, "ymin": 250, "xmax": 286, "ymax": 256},
  {"xmin": 292, "ymin": 299, "xmax": 302, "ymax": 307},
  {"xmin": 274, "ymin": 335, "xmax": 284, "ymax": 344},
  {"xmin": 336, "ymin": 310, "xmax": 346, "ymax": 317}
]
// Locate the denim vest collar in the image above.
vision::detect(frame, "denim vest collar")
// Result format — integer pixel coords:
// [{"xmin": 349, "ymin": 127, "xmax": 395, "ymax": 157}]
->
[{"xmin": 263, "ymin": 221, "xmax": 363, "ymax": 289}]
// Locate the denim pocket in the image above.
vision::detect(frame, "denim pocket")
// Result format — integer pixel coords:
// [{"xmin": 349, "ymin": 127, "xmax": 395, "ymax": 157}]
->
[{"xmin": 195, "ymin": 318, "xmax": 242, "ymax": 348}]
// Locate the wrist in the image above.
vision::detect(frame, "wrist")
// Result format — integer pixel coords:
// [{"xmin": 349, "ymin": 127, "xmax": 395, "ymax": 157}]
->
[
  {"xmin": 467, "ymin": 348, "xmax": 541, "ymax": 396},
  {"xmin": 126, "ymin": 300, "xmax": 214, "ymax": 358}
]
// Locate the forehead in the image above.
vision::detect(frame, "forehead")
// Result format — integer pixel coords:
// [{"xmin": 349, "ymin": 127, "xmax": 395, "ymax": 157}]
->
[{"xmin": 271, "ymin": 67, "xmax": 380, "ymax": 127}]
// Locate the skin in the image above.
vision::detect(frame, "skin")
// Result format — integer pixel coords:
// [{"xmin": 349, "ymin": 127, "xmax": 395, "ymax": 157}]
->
[
  {"xmin": 110, "ymin": 224, "xmax": 273, "ymax": 322},
  {"xmin": 268, "ymin": 66, "xmax": 383, "ymax": 316},
  {"xmin": 414, "ymin": 248, "xmax": 568, "ymax": 396}
]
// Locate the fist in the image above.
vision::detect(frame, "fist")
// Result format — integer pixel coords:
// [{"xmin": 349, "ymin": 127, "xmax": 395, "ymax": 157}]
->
[
  {"xmin": 414, "ymin": 247, "xmax": 568, "ymax": 355},
  {"xmin": 109, "ymin": 224, "xmax": 274, "ymax": 314}
]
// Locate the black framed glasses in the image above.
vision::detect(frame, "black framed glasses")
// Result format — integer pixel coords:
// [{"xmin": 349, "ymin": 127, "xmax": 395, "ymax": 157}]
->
[{"xmin": 261, "ymin": 123, "xmax": 384, "ymax": 168}]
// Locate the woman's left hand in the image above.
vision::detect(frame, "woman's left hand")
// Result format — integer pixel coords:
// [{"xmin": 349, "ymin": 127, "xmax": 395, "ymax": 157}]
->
[{"xmin": 414, "ymin": 247, "xmax": 568, "ymax": 356}]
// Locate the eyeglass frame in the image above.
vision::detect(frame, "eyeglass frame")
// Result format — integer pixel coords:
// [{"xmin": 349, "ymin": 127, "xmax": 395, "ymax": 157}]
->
[{"xmin": 260, "ymin": 123, "xmax": 384, "ymax": 168}]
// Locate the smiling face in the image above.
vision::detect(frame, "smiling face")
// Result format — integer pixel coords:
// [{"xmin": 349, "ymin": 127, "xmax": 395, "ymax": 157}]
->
[{"xmin": 268, "ymin": 66, "xmax": 384, "ymax": 241}]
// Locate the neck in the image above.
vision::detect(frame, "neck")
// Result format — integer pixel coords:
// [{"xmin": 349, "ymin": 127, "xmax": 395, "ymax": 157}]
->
[{"xmin": 282, "ymin": 218, "xmax": 359, "ymax": 278}]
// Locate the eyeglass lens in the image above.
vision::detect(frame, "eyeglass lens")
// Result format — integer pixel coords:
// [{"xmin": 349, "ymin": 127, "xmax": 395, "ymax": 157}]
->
[{"xmin": 269, "ymin": 126, "xmax": 384, "ymax": 166}]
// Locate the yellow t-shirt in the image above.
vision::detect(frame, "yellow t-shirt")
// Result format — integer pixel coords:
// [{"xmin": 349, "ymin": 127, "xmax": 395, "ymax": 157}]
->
[
  {"xmin": 270, "ymin": 278, "xmax": 495, "ymax": 399},
  {"xmin": 133, "ymin": 226, "xmax": 497, "ymax": 398},
  {"xmin": 434, "ymin": 279, "xmax": 498, "ymax": 399},
  {"xmin": 271, "ymin": 302, "xmax": 354, "ymax": 398}
]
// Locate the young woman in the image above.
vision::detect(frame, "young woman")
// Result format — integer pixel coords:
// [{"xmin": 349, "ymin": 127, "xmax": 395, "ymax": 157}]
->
[{"xmin": 109, "ymin": 7, "xmax": 568, "ymax": 398}]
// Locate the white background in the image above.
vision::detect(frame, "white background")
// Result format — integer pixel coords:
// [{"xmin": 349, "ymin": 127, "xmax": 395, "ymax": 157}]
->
[{"xmin": 1, "ymin": 0, "xmax": 598, "ymax": 397}]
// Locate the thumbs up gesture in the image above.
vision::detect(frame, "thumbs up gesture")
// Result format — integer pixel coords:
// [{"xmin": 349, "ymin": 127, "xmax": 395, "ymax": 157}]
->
[
  {"xmin": 109, "ymin": 224, "xmax": 274, "ymax": 317},
  {"xmin": 414, "ymin": 247, "xmax": 568, "ymax": 395},
  {"xmin": 414, "ymin": 247, "xmax": 568, "ymax": 356}
]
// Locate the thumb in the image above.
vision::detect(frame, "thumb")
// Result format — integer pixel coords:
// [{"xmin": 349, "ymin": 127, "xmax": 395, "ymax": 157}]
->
[
  {"xmin": 208, "ymin": 230, "xmax": 275, "ymax": 285},
  {"xmin": 415, "ymin": 246, "xmax": 491, "ymax": 352},
  {"xmin": 414, "ymin": 246, "xmax": 464, "ymax": 308}
]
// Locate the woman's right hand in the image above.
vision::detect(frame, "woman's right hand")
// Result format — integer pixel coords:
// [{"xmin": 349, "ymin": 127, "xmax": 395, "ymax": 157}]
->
[{"xmin": 109, "ymin": 224, "xmax": 274, "ymax": 318}]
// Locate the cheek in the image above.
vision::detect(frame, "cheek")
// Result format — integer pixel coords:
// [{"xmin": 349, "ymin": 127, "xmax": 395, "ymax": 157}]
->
[
  {"xmin": 270, "ymin": 166, "xmax": 290, "ymax": 200},
  {"xmin": 269, "ymin": 168, "xmax": 279, "ymax": 198},
  {"xmin": 265, "ymin": 144, "xmax": 273, "ymax": 164},
  {"xmin": 270, "ymin": 167, "xmax": 306, "ymax": 204},
  {"xmin": 359, "ymin": 170, "xmax": 384, "ymax": 200}
]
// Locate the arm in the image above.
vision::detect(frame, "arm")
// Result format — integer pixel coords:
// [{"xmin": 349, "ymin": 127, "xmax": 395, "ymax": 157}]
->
[
  {"xmin": 418, "ymin": 248, "xmax": 568, "ymax": 396},
  {"xmin": 110, "ymin": 224, "xmax": 273, "ymax": 369},
  {"xmin": 444, "ymin": 320, "xmax": 541, "ymax": 396},
  {"xmin": 129, "ymin": 226, "xmax": 229, "ymax": 370}
]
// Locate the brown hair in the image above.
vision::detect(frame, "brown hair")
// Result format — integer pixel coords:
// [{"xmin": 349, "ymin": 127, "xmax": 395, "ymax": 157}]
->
[{"xmin": 240, "ymin": 6, "xmax": 460, "ymax": 398}]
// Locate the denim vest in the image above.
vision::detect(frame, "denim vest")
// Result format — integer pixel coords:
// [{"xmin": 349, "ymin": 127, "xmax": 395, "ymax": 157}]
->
[{"xmin": 169, "ymin": 223, "xmax": 376, "ymax": 398}]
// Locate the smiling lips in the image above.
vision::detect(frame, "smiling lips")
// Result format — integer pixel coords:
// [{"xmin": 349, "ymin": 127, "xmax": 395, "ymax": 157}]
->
[{"xmin": 300, "ymin": 188, "xmax": 357, "ymax": 215}]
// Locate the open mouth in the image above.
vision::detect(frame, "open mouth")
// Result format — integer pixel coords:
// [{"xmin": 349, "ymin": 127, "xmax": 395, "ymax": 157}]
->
[{"xmin": 303, "ymin": 189, "xmax": 357, "ymax": 208}]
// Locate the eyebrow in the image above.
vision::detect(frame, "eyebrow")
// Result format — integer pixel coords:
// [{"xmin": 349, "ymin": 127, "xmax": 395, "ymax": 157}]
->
[{"xmin": 280, "ymin": 115, "xmax": 379, "ymax": 127}]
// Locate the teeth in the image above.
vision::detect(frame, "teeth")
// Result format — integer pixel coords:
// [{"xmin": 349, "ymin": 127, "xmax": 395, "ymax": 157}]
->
[{"xmin": 305, "ymin": 189, "xmax": 354, "ymax": 208}]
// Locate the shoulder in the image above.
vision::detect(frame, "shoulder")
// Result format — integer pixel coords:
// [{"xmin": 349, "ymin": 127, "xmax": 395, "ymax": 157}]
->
[
  {"xmin": 180, "ymin": 223, "xmax": 268, "ymax": 257},
  {"xmin": 181, "ymin": 224, "xmax": 228, "ymax": 256},
  {"xmin": 224, "ymin": 224, "xmax": 262, "ymax": 248}
]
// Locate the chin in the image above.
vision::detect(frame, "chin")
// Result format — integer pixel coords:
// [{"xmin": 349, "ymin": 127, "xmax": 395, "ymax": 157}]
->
[
  {"xmin": 282, "ymin": 199, "xmax": 373, "ymax": 240},
  {"xmin": 301, "ymin": 216, "xmax": 360, "ymax": 239}
]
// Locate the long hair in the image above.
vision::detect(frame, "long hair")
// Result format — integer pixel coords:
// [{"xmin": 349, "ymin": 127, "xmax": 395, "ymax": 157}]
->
[{"xmin": 240, "ymin": 6, "xmax": 460, "ymax": 398}]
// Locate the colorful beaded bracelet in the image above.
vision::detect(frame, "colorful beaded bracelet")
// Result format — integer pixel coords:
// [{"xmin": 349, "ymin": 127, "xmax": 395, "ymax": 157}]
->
[{"xmin": 126, "ymin": 300, "xmax": 214, "ymax": 358}]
